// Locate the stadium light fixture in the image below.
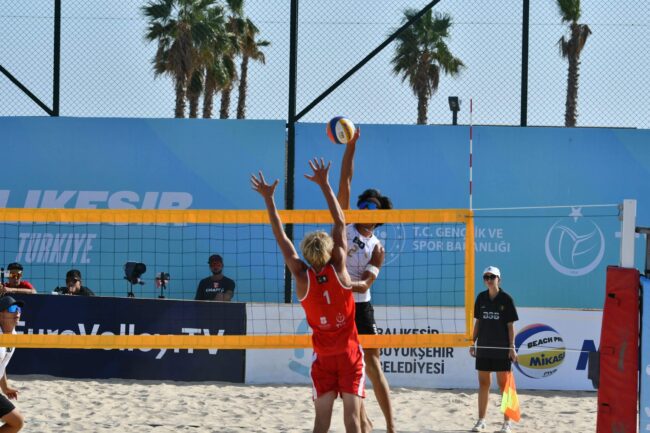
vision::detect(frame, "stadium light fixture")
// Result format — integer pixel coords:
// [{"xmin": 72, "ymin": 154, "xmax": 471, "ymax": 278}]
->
[{"xmin": 448, "ymin": 96, "xmax": 460, "ymax": 126}]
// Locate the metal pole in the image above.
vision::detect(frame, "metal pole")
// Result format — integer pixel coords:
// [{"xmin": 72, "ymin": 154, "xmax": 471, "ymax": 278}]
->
[
  {"xmin": 636, "ymin": 227, "xmax": 650, "ymax": 278},
  {"xmin": 53, "ymin": 0, "xmax": 61, "ymax": 116},
  {"xmin": 520, "ymin": 0, "xmax": 529, "ymax": 126},
  {"xmin": 296, "ymin": 0, "xmax": 442, "ymax": 121},
  {"xmin": 620, "ymin": 199, "xmax": 637, "ymax": 268},
  {"xmin": 284, "ymin": 0, "xmax": 299, "ymax": 304}
]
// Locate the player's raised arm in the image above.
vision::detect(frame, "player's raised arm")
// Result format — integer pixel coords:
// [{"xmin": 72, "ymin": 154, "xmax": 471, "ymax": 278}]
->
[
  {"xmin": 251, "ymin": 171, "xmax": 305, "ymax": 278},
  {"xmin": 336, "ymin": 127, "xmax": 360, "ymax": 210},
  {"xmin": 305, "ymin": 158, "xmax": 348, "ymax": 273}
]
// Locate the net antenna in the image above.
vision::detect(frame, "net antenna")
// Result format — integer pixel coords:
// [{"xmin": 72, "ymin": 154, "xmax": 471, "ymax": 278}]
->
[{"xmin": 469, "ymin": 98, "xmax": 473, "ymax": 210}]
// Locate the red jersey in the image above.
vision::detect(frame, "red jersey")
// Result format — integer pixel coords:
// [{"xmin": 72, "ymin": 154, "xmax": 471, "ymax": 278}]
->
[
  {"xmin": 6, "ymin": 281, "xmax": 34, "ymax": 291},
  {"xmin": 300, "ymin": 264, "xmax": 358, "ymax": 356}
]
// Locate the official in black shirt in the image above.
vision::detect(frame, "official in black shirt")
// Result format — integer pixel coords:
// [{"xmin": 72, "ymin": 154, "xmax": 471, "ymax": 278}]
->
[
  {"xmin": 195, "ymin": 254, "xmax": 236, "ymax": 301},
  {"xmin": 53, "ymin": 269, "xmax": 95, "ymax": 296},
  {"xmin": 469, "ymin": 266, "xmax": 518, "ymax": 432}
]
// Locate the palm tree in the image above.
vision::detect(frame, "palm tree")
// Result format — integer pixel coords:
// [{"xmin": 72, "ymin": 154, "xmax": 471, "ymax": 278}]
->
[
  {"xmin": 236, "ymin": 18, "xmax": 270, "ymax": 119},
  {"xmin": 142, "ymin": 0, "xmax": 224, "ymax": 118},
  {"xmin": 187, "ymin": 69, "xmax": 204, "ymax": 118},
  {"xmin": 201, "ymin": 33, "xmax": 238, "ymax": 118},
  {"xmin": 557, "ymin": 0, "xmax": 591, "ymax": 127},
  {"xmin": 391, "ymin": 9, "xmax": 464, "ymax": 125},
  {"xmin": 211, "ymin": 0, "xmax": 249, "ymax": 119}
]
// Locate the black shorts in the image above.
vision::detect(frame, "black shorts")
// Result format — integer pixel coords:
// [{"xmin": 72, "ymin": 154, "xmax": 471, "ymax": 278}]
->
[
  {"xmin": 0, "ymin": 394, "xmax": 15, "ymax": 417},
  {"xmin": 475, "ymin": 357, "xmax": 512, "ymax": 372},
  {"xmin": 355, "ymin": 302, "xmax": 378, "ymax": 335}
]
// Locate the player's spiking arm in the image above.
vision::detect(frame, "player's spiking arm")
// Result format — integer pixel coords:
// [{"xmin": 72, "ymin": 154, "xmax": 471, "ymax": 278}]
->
[{"xmin": 336, "ymin": 128, "xmax": 385, "ymax": 294}]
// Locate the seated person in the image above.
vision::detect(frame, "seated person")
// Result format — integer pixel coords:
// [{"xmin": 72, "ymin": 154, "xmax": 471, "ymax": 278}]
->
[
  {"xmin": 53, "ymin": 270, "xmax": 95, "ymax": 296},
  {"xmin": 0, "ymin": 263, "xmax": 36, "ymax": 295},
  {"xmin": 195, "ymin": 254, "xmax": 235, "ymax": 301}
]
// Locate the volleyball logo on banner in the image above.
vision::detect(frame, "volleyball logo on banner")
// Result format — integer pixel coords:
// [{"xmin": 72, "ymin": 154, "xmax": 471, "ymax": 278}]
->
[
  {"xmin": 515, "ymin": 324, "xmax": 566, "ymax": 379},
  {"xmin": 544, "ymin": 207, "xmax": 605, "ymax": 277},
  {"xmin": 374, "ymin": 223, "xmax": 406, "ymax": 265}
]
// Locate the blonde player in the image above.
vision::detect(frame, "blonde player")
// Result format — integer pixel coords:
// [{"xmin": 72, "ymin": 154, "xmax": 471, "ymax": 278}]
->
[{"xmin": 252, "ymin": 158, "xmax": 364, "ymax": 433}]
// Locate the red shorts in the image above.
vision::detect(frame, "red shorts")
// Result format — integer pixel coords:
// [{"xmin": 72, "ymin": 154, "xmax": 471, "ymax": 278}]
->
[{"xmin": 310, "ymin": 344, "xmax": 366, "ymax": 400}]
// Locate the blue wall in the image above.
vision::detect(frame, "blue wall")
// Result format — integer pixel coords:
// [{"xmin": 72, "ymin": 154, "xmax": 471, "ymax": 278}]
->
[{"xmin": 1, "ymin": 117, "xmax": 648, "ymax": 308}]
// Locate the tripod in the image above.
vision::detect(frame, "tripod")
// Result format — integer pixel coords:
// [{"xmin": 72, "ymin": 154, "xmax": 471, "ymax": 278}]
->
[
  {"xmin": 125, "ymin": 279, "xmax": 144, "ymax": 298},
  {"xmin": 126, "ymin": 282, "xmax": 135, "ymax": 298},
  {"xmin": 158, "ymin": 280, "xmax": 167, "ymax": 299}
]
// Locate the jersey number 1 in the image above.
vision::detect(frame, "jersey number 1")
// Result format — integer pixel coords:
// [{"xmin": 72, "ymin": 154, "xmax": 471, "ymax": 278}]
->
[{"xmin": 323, "ymin": 290, "xmax": 331, "ymax": 305}]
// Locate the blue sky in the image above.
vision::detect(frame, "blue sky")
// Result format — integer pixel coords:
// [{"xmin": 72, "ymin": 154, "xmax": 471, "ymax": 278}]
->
[{"xmin": 0, "ymin": 0, "xmax": 648, "ymax": 128}]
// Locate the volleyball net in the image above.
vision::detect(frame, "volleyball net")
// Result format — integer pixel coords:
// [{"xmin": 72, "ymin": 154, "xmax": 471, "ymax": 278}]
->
[{"xmin": 0, "ymin": 207, "xmax": 475, "ymax": 349}]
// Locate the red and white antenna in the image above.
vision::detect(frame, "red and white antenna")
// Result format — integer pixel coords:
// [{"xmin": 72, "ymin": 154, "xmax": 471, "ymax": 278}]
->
[{"xmin": 469, "ymin": 98, "xmax": 473, "ymax": 210}]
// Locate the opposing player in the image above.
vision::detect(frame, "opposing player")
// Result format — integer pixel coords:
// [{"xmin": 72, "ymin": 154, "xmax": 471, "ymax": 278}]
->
[
  {"xmin": 251, "ymin": 158, "xmax": 364, "ymax": 433},
  {"xmin": 338, "ymin": 129, "xmax": 395, "ymax": 433}
]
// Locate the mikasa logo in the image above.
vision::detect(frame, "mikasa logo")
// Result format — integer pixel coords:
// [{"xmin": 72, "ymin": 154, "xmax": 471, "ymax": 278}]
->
[{"xmin": 544, "ymin": 207, "xmax": 605, "ymax": 277}]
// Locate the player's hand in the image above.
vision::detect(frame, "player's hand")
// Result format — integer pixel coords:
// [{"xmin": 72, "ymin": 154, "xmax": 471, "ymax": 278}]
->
[
  {"xmin": 304, "ymin": 157, "xmax": 331, "ymax": 187},
  {"xmin": 348, "ymin": 126, "xmax": 361, "ymax": 146},
  {"xmin": 251, "ymin": 171, "xmax": 279, "ymax": 199},
  {"xmin": 4, "ymin": 387, "xmax": 18, "ymax": 400},
  {"xmin": 469, "ymin": 346, "xmax": 476, "ymax": 358},
  {"xmin": 509, "ymin": 348, "xmax": 518, "ymax": 362},
  {"xmin": 0, "ymin": 284, "xmax": 5, "ymax": 296}
]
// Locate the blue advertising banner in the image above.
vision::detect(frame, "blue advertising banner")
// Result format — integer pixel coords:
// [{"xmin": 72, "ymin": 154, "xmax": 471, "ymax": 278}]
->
[
  {"xmin": 2, "ymin": 118, "xmax": 649, "ymax": 308},
  {"xmin": 295, "ymin": 123, "xmax": 650, "ymax": 308},
  {"xmin": 0, "ymin": 117, "xmax": 286, "ymax": 301},
  {"xmin": 8, "ymin": 294, "xmax": 246, "ymax": 382},
  {"xmin": 641, "ymin": 276, "xmax": 650, "ymax": 432}
]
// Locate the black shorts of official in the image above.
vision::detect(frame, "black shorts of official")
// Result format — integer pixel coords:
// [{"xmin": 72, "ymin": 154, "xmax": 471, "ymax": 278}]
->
[
  {"xmin": 355, "ymin": 302, "xmax": 378, "ymax": 335},
  {"xmin": 0, "ymin": 394, "xmax": 15, "ymax": 418},
  {"xmin": 475, "ymin": 357, "xmax": 512, "ymax": 372}
]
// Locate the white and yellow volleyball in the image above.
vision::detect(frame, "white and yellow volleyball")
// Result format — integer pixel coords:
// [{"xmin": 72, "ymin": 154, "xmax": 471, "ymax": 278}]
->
[{"xmin": 326, "ymin": 116, "xmax": 356, "ymax": 145}]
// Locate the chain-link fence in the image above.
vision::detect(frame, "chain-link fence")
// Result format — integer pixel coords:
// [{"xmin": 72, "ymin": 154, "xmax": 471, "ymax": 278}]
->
[{"xmin": 1, "ymin": 0, "xmax": 648, "ymax": 128}]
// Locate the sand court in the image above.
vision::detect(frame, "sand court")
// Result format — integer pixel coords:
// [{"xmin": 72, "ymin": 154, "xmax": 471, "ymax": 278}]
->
[{"xmin": 14, "ymin": 375, "xmax": 596, "ymax": 432}]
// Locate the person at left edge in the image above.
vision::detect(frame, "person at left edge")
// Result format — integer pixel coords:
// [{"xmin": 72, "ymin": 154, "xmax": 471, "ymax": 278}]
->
[
  {"xmin": 0, "ymin": 296, "xmax": 26, "ymax": 432},
  {"xmin": 0, "ymin": 263, "xmax": 36, "ymax": 295}
]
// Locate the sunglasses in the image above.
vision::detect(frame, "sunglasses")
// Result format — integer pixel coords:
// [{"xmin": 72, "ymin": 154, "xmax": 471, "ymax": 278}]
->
[
  {"xmin": 483, "ymin": 274, "xmax": 498, "ymax": 281},
  {"xmin": 357, "ymin": 200, "xmax": 379, "ymax": 210},
  {"xmin": 6, "ymin": 305, "xmax": 21, "ymax": 314}
]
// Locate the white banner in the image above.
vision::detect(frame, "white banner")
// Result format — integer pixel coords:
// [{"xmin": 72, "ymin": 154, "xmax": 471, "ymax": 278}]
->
[{"xmin": 245, "ymin": 305, "xmax": 601, "ymax": 391}]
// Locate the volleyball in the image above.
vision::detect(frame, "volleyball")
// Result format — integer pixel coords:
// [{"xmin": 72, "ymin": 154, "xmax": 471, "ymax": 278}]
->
[
  {"xmin": 326, "ymin": 116, "xmax": 356, "ymax": 144},
  {"xmin": 514, "ymin": 323, "xmax": 566, "ymax": 379}
]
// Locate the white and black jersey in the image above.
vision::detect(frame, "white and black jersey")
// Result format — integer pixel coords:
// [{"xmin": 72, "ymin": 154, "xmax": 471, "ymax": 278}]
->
[{"xmin": 345, "ymin": 224, "xmax": 381, "ymax": 303}]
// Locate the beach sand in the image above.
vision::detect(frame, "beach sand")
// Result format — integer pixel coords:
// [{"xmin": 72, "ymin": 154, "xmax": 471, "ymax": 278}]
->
[{"xmin": 13, "ymin": 375, "xmax": 596, "ymax": 432}]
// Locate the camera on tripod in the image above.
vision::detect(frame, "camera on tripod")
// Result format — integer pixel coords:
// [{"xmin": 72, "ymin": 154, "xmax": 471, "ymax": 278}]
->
[{"xmin": 124, "ymin": 262, "xmax": 147, "ymax": 297}]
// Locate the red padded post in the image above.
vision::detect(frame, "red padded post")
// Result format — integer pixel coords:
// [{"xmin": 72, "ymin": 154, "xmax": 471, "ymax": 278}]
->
[{"xmin": 596, "ymin": 266, "xmax": 640, "ymax": 433}]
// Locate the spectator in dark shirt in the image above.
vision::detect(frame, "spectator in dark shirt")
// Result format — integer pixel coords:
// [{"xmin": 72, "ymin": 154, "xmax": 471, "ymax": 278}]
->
[
  {"xmin": 195, "ymin": 254, "xmax": 235, "ymax": 301},
  {"xmin": 53, "ymin": 269, "xmax": 95, "ymax": 296},
  {"xmin": 0, "ymin": 263, "xmax": 36, "ymax": 295}
]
